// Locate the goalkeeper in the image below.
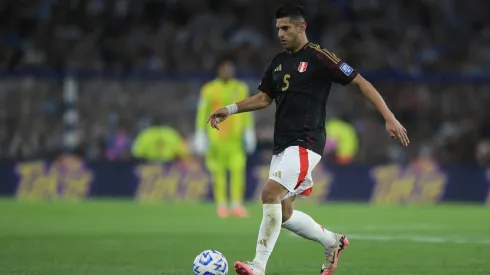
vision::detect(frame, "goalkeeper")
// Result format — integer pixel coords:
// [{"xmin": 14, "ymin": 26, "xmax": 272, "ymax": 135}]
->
[{"xmin": 194, "ymin": 57, "xmax": 256, "ymax": 218}]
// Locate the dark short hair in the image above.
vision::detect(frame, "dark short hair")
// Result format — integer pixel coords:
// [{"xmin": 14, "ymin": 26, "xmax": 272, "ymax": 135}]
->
[{"xmin": 275, "ymin": 2, "xmax": 306, "ymax": 21}]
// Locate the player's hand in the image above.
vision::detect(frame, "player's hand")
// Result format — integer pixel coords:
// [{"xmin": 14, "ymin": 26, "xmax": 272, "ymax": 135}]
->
[
  {"xmin": 386, "ymin": 118, "xmax": 409, "ymax": 147},
  {"xmin": 207, "ymin": 108, "xmax": 230, "ymax": 130}
]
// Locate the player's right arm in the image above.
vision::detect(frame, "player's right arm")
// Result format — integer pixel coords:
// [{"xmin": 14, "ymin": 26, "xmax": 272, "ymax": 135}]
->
[
  {"xmin": 208, "ymin": 61, "xmax": 275, "ymax": 130},
  {"xmin": 236, "ymin": 92, "xmax": 273, "ymax": 113},
  {"xmin": 231, "ymin": 61, "xmax": 276, "ymax": 113},
  {"xmin": 207, "ymin": 92, "xmax": 272, "ymax": 130}
]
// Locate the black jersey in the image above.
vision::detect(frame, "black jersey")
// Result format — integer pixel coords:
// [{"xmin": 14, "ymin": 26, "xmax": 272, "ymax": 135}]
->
[{"xmin": 258, "ymin": 42, "xmax": 358, "ymax": 156}]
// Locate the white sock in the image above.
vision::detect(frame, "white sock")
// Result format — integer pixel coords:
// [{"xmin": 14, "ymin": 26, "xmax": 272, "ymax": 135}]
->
[
  {"xmin": 282, "ymin": 210, "xmax": 336, "ymax": 247},
  {"xmin": 252, "ymin": 204, "xmax": 282, "ymax": 270}
]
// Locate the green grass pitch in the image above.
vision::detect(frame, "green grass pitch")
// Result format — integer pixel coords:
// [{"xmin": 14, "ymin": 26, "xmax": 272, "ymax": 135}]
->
[{"xmin": 0, "ymin": 199, "xmax": 489, "ymax": 275}]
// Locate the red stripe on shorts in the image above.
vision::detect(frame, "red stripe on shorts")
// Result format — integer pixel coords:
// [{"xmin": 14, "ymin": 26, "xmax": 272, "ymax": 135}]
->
[{"xmin": 294, "ymin": 147, "xmax": 309, "ymax": 190}]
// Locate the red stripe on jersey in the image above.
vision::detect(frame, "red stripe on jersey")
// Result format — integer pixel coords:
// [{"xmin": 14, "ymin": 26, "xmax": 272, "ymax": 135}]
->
[
  {"xmin": 294, "ymin": 147, "xmax": 309, "ymax": 190},
  {"xmin": 299, "ymin": 187, "xmax": 312, "ymax": 196}
]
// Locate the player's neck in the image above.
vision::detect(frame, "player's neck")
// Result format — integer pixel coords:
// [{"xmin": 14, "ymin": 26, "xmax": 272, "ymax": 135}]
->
[{"xmin": 292, "ymin": 39, "xmax": 309, "ymax": 53}]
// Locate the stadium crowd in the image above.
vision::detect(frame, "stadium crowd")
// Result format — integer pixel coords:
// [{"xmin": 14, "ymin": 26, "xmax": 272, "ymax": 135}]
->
[{"xmin": 1, "ymin": 0, "xmax": 490, "ymax": 164}]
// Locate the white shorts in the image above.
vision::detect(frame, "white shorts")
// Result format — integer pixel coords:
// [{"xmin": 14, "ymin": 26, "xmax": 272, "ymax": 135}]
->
[{"xmin": 269, "ymin": 146, "xmax": 322, "ymax": 200}]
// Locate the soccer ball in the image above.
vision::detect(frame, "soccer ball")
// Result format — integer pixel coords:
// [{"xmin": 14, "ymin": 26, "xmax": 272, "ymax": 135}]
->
[{"xmin": 192, "ymin": 249, "xmax": 228, "ymax": 275}]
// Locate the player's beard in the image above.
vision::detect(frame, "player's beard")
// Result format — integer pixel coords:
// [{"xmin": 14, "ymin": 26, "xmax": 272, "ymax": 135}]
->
[
  {"xmin": 282, "ymin": 39, "xmax": 295, "ymax": 52},
  {"xmin": 286, "ymin": 37, "xmax": 301, "ymax": 52},
  {"xmin": 281, "ymin": 40, "xmax": 289, "ymax": 51}
]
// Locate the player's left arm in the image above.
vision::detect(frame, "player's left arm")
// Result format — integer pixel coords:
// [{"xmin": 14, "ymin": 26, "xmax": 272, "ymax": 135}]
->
[
  {"xmin": 350, "ymin": 74, "xmax": 409, "ymax": 146},
  {"xmin": 317, "ymin": 50, "xmax": 409, "ymax": 146}
]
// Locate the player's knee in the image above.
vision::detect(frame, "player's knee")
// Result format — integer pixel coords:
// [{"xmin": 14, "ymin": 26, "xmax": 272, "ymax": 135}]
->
[
  {"xmin": 281, "ymin": 196, "xmax": 295, "ymax": 223},
  {"xmin": 261, "ymin": 180, "xmax": 287, "ymax": 204},
  {"xmin": 281, "ymin": 208, "xmax": 293, "ymax": 223},
  {"xmin": 261, "ymin": 189, "xmax": 280, "ymax": 204}
]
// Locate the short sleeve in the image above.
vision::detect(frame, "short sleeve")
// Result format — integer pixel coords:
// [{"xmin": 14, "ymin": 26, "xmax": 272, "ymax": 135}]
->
[
  {"xmin": 257, "ymin": 61, "xmax": 275, "ymax": 98},
  {"xmin": 315, "ymin": 50, "xmax": 358, "ymax": 86}
]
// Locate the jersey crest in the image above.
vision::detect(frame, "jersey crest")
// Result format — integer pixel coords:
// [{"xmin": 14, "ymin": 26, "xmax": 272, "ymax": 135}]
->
[{"xmin": 298, "ymin": 62, "xmax": 308, "ymax": 73}]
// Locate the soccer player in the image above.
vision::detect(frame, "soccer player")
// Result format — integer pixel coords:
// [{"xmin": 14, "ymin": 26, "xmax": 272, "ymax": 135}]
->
[
  {"xmin": 195, "ymin": 56, "xmax": 257, "ymax": 218},
  {"xmin": 207, "ymin": 4, "xmax": 409, "ymax": 275}
]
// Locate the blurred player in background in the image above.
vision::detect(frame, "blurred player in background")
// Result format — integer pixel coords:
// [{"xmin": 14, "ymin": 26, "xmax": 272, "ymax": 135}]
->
[
  {"xmin": 324, "ymin": 116, "xmax": 359, "ymax": 164},
  {"xmin": 207, "ymin": 3, "xmax": 409, "ymax": 275},
  {"xmin": 131, "ymin": 118, "xmax": 189, "ymax": 162},
  {"xmin": 194, "ymin": 56, "xmax": 257, "ymax": 218}
]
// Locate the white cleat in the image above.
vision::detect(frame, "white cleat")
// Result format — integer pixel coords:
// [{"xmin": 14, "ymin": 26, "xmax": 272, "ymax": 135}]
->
[
  {"xmin": 321, "ymin": 233, "xmax": 350, "ymax": 275},
  {"xmin": 234, "ymin": 261, "xmax": 265, "ymax": 275}
]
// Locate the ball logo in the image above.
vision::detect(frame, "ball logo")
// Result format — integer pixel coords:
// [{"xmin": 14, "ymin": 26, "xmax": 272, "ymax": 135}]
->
[
  {"xmin": 298, "ymin": 62, "xmax": 308, "ymax": 73},
  {"xmin": 199, "ymin": 252, "xmax": 213, "ymax": 265},
  {"xmin": 213, "ymin": 258, "xmax": 227, "ymax": 272}
]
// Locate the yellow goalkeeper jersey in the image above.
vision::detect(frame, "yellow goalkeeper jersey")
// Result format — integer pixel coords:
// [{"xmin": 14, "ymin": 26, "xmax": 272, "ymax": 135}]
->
[{"xmin": 196, "ymin": 78, "xmax": 253, "ymax": 144}]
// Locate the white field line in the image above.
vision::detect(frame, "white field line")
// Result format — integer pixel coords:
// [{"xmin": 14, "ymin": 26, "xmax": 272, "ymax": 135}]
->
[
  {"xmin": 286, "ymin": 230, "xmax": 490, "ymax": 245},
  {"xmin": 330, "ymin": 224, "xmax": 490, "ymax": 232},
  {"xmin": 344, "ymin": 234, "xmax": 490, "ymax": 244}
]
